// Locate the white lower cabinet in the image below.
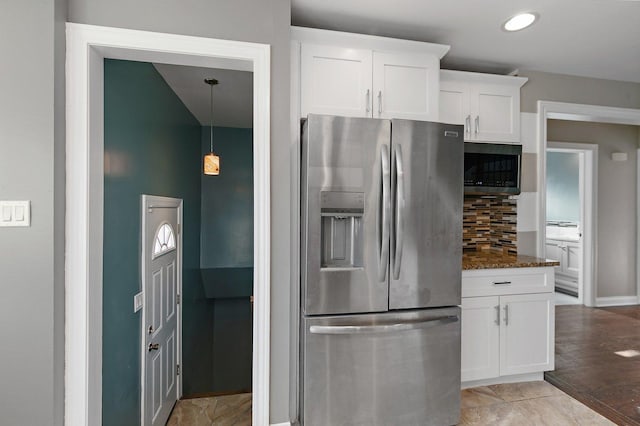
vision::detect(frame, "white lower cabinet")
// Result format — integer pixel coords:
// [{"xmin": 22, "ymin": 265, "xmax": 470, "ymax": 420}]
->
[
  {"xmin": 461, "ymin": 296, "xmax": 500, "ymax": 381},
  {"xmin": 461, "ymin": 267, "xmax": 555, "ymax": 384}
]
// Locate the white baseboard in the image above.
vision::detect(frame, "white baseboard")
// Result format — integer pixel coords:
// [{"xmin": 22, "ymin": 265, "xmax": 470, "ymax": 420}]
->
[
  {"xmin": 595, "ymin": 296, "xmax": 639, "ymax": 307},
  {"xmin": 461, "ymin": 372, "xmax": 543, "ymax": 389},
  {"xmin": 271, "ymin": 422, "xmax": 292, "ymax": 426}
]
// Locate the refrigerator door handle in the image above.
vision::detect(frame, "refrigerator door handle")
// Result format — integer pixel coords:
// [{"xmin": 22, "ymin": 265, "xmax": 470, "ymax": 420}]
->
[
  {"xmin": 309, "ymin": 315, "xmax": 460, "ymax": 334},
  {"xmin": 378, "ymin": 144, "xmax": 391, "ymax": 282},
  {"xmin": 309, "ymin": 315, "xmax": 459, "ymax": 335},
  {"xmin": 392, "ymin": 144, "xmax": 405, "ymax": 280}
]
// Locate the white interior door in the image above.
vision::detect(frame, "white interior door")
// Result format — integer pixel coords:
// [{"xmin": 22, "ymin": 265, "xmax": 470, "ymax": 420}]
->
[{"xmin": 142, "ymin": 195, "xmax": 182, "ymax": 426}]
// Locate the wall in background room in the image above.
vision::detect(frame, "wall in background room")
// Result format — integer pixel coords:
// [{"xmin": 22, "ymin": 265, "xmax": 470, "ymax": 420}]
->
[
  {"xmin": 103, "ymin": 59, "xmax": 207, "ymax": 425},
  {"xmin": 201, "ymin": 126, "xmax": 254, "ymax": 393},
  {"xmin": 546, "ymin": 151, "xmax": 580, "ymax": 223},
  {"xmin": 548, "ymin": 120, "xmax": 640, "ymax": 299}
]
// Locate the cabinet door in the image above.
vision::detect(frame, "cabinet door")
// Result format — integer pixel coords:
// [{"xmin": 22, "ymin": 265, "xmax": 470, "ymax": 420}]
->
[
  {"xmin": 565, "ymin": 242, "xmax": 581, "ymax": 279},
  {"xmin": 373, "ymin": 51, "xmax": 439, "ymax": 121},
  {"xmin": 301, "ymin": 44, "xmax": 372, "ymax": 118},
  {"xmin": 545, "ymin": 241, "xmax": 562, "ymax": 275},
  {"xmin": 500, "ymin": 293, "xmax": 554, "ymax": 376},
  {"xmin": 471, "ymin": 83, "xmax": 520, "ymax": 143},
  {"xmin": 439, "ymin": 79, "xmax": 470, "ymax": 136},
  {"xmin": 461, "ymin": 296, "xmax": 500, "ymax": 382}
]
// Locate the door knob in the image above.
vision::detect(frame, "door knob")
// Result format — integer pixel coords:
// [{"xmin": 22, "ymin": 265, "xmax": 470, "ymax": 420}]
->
[{"xmin": 148, "ymin": 343, "xmax": 160, "ymax": 351}]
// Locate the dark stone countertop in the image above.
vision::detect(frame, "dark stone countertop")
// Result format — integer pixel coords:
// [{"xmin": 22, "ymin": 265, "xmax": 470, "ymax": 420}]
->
[{"xmin": 462, "ymin": 250, "xmax": 560, "ymax": 270}]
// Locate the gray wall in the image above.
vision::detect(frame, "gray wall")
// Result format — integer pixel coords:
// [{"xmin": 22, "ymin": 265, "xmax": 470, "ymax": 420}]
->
[
  {"xmin": 68, "ymin": 1, "xmax": 292, "ymax": 422},
  {"xmin": 518, "ymin": 70, "xmax": 640, "ymax": 297},
  {"xmin": 546, "ymin": 152, "xmax": 580, "ymax": 223},
  {"xmin": 520, "ymin": 70, "xmax": 640, "ymax": 114},
  {"xmin": 0, "ymin": 1, "xmax": 65, "ymax": 425},
  {"xmin": 548, "ymin": 120, "xmax": 640, "ymax": 298}
]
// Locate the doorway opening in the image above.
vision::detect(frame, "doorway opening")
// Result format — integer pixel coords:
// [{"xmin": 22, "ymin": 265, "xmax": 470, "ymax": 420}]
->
[
  {"xmin": 545, "ymin": 143, "xmax": 597, "ymax": 307},
  {"xmin": 65, "ymin": 24, "xmax": 270, "ymax": 426}
]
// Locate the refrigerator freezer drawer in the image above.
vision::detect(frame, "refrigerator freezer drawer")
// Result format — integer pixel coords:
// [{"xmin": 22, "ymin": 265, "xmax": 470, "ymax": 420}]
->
[{"xmin": 302, "ymin": 307, "xmax": 461, "ymax": 426}]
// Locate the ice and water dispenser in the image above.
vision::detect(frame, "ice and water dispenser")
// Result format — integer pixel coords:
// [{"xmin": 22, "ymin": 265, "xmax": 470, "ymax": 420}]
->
[{"xmin": 320, "ymin": 191, "xmax": 364, "ymax": 269}]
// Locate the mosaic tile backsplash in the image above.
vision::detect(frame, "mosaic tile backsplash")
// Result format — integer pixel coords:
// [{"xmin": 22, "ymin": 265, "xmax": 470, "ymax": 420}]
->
[{"xmin": 463, "ymin": 195, "xmax": 517, "ymax": 254}]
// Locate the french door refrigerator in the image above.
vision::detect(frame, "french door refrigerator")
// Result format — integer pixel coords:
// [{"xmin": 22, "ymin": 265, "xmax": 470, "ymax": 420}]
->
[{"xmin": 300, "ymin": 114, "xmax": 464, "ymax": 426}]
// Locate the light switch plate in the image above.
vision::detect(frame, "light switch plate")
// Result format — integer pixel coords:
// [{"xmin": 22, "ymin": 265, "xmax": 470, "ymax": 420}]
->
[
  {"xmin": 0, "ymin": 201, "xmax": 30, "ymax": 227},
  {"xmin": 134, "ymin": 291, "xmax": 144, "ymax": 312}
]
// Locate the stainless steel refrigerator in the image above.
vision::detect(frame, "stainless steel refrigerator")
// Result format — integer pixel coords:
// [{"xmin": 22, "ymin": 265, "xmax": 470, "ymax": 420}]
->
[{"xmin": 299, "ymin": 114, "xmax": 464, "ymax": 426}]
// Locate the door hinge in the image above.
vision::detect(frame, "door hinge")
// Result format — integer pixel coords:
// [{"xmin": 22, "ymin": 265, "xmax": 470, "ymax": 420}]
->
[
  {"xmin": 177, "ymin": 364, "xmax": 180, "ymax": 376},
  {"xmin": 177, "ymin": 294, "xmax": 180, "ymax": 304},
  {"xmin": 177, "ymin": 223, "xmax": 181, "ymax": 234}
]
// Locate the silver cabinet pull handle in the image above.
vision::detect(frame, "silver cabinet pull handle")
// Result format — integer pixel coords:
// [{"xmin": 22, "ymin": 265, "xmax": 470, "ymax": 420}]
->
[
  {"xmin": 503, "ymin": 305, "xmax": 509, "ymax": 326},
  {"xmin": 366, "ymin": 89, "xmax": 371, "ymax": 113},
  {"xmin": 495, "ymin": 305, "xmax": 500, "ymax": 325},
  {"xmin": 309, "ymin": 315, "xmax": 459, "ymax": 335},
  {"xmin": 465, "ymin": 115, "xmax": 471, "ymax": 136},
  {"xmin": 148, "ymin": 343, "xmax": 159, "ymax": 351},
  {"xmin": 493, "ymin": 281, "xmax": 512, "ymax": 285},
  {"xmin": 392, "ymin": 144, "xmax": 405, "ymax": 280},
  {"xmin": 475, "ymin": 115, "xmax": 479, "ymax": 135},
  {"xmin": 378, "ymin": 144, "xmax": 391, "ymax": 282},
  {"xmin": 378, "ymin": 90, "xmax": 382, "ymax": 115}
]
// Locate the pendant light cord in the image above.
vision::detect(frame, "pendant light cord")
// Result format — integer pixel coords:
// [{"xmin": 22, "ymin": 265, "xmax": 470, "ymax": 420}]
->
[{"xmin": 209, "ymin": 81, "xmax": 214, "ymax": 153}]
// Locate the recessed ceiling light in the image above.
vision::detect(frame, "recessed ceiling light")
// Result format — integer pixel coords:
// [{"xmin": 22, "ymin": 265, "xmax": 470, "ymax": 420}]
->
[{"xmin": 503, "ymin": 12, "xmax": 538, "ymax": 32}]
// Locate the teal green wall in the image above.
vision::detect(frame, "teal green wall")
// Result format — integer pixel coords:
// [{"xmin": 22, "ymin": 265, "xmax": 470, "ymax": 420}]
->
[
  {"xmin": 201, "ymin": 126, "xmax": 254, "ymax": 268},
  {"xmin": 103, "ymin": 59, "xmax": 208, "ymax": 425},
  {"xmin": 546, "ymin": 151, "xmax": 580, "ymax": 223},
  {"xmin": 200, "ymin": 127, "xmax": 254, "ymax": 392}
]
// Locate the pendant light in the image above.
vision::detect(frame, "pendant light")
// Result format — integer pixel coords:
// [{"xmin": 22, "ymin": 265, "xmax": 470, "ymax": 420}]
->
[{"xmin": 203, "ymin": 78, "xmax": 220, "ymax": 175}]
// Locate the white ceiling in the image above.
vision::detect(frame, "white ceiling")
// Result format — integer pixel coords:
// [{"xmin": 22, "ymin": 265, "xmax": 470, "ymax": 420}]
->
[
  {"xmin": 153, "ymin": 64, "xmax": 253, "ymax": 128},
  {"xmin": 156, "ymin": 1, "xmax": 639, "ymax": 124},
  {"xmin": 291, "ymin": 0, "xmax": 640, "ymax": 83}
]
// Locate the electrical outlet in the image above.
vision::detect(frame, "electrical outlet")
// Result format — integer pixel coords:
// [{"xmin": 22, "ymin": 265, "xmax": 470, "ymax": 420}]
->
[{"xmin": 134, "ymin": 292, "xmax": 144, "ymax": 312}]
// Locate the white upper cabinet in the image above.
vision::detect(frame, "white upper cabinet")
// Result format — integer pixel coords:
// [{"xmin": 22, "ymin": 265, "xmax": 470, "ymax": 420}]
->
[
  {"xmin": 301, "ymin": 45, "xmax": 373, "ymax": 118},
  {"xmin": 293, "ymin": 27, "xmax": 449, "ymax": 121},
  {"xmin": 372, "ymin": 52, "xmax": 439, "ymax": 120},
  {"xmin": 440, "ymin": 70, "xmax": 527, "ymax": 143}
]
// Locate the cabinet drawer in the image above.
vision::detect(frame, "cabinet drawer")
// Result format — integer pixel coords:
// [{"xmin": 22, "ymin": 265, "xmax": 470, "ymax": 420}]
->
[{"xmin": 462, "ymin": 267, "xmax": 553, "ymax": 297}]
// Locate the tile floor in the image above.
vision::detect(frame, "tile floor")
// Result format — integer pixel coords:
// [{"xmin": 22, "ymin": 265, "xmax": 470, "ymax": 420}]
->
[
  {"xmin": 167, "ymin": 381, "xmax": 612, "ymax": 425},
  {"xmin": 460, "ymin": 381, "xmax": 613, "ymax": 425},
  {"xmin": 167, "ymin": 393, "xmax": 251, "ymax": 426}
]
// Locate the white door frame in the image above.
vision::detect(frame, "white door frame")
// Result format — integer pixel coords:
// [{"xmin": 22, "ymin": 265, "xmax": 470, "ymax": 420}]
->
[
  {"xmin": 65, "ymin": 23, "xmax": 271, "ymax": 426},
  {"xmin": 536, "ymin": 101, "xmax": 640, "ymax": 306},
  {"xmin": 546, "ymin": 142, "xmax": 597, "ymax": 306},
  {"xmin": 140, "ymin": 195, "xmax": 183, "ymax": 425}
]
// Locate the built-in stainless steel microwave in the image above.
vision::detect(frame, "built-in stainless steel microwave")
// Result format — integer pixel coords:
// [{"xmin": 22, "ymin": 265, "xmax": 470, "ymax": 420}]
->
[{"xmin": 464, "ymin": 143, "xmax": 522, "ymax": 195}]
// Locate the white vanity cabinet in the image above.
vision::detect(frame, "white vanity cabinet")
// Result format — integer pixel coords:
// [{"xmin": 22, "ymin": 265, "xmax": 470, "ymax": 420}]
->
[
  {"xmin": 293, "ymin": 27, "xmax": 448, "ymax": 121},
  {"xmin": 546, "ymin": 238, "xmax": 581, "ymax": 294},
  {"xmin": 439, "ymin": 70, "xmax": 527, "ymax": 143},
  {"xmin": 461, "ymin": 267, "xmax": 555, "ymax": 385}
]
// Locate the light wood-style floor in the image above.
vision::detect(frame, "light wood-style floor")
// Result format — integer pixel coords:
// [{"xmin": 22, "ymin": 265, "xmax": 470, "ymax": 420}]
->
[{"xmin": 167, "ymin": 381, "xmax": 611, "ymax": 425}]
